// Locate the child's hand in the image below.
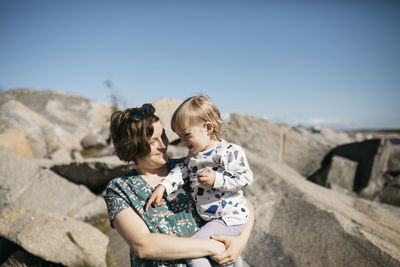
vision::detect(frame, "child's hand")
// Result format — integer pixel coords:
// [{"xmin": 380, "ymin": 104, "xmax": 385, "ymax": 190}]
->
[
  {"xmin": 197, "ymin": 167, "xmax": 216, "ymax": 187},
  {"xmin": 145, "ymin": 185, "xmax": 166, "ymax": 212}
]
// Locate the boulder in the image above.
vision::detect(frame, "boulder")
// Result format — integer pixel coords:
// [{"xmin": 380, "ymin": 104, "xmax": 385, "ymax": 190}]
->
[
  {"xmin": 50, "ymin": 156, "xmax": 130, "ymax": 194},
  {"xmin": 0, "ymin": 206, "xmax": 108, "ymax": 267},
  {"xmin": 42, "ymin": 123, "xmax": 82, "ymax": 154},
  {"xmin": 14, "ymin": 169, "xmax": 106, "ymax": 218},
  {"xmin": 388, "ymin": 145, "xmax": 400, "ymax": 173},
  {"xmin": 379, "ymin": 174, "xmax": 400, "ymax": 207},
  {"xmin": 167, "ymin": 143, "xmax": 188, "ymax": 159},
  {"xmin": 152, "ymin": 98, "xmax": 182, "ymax": 143},
  {"xmin": 0, "ymin": 129, "xmax": 33, "ymax": 157},
  {"xmin": 81, "ymin": 132, "xmax": 107, "ymax": 149},
  {"xmin": 361, "ymin": 139, "xmax": 393, "ymax": 198},
  {"xmin": 1, "ymin": 249, "xmax": 63, "ymax": 267},
  {"xmin": 0, "ymin": 99, "xmax": 82, "ymax": 158},
  {"xmin": 0, "ymin": 147, "xmax": 106, "ymax": 218},
  {"xmin": 1, "ymin": 88, "xmax": 112, "ymax": 141},
  {"xmin": 225, "ymin": 113, "xmax": 339, "ymax": 177},
  {"xmin": 326, "ymin": 156, "xmax": 358, "ymax": 193},
  {"xmin": 0, "ymin": 100, "xmax": 49, "ymax": 158},
  {"xmin": 107, "ymin": 227, "xmax": 131, "ymax": 267},
  {"xmin": 242, "ymin": 151, "xmax": 400, "ymax": 266},
  {"xmin": 49, "ymin": 148, "xmax": 72, "ymax": 163},
  {"xmin": 309, "ymin": 139, "xmax": 394, "ymax": 198}
]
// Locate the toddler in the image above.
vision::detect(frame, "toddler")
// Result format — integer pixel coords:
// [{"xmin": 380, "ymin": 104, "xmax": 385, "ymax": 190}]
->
[{"xmin": 146, "ymin": 95, "xmax": 253, "ymax": 267}]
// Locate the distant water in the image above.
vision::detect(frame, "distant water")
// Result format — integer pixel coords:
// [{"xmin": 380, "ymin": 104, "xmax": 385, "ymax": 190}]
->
[{"xmin": 391, "ymin": 139, "xmax": 400, "ymax": 145}]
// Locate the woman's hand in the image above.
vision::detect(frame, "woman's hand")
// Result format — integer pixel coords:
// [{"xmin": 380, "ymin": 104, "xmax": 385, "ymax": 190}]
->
[{"xmin": 210, "ymin": 234, "xmax": 244, "ymax": 266}]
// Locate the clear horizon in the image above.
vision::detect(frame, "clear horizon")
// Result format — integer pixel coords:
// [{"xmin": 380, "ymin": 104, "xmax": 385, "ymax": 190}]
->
[{"xmin": 1, "ymin": 0, "xmax": 399, "ymax": 130}]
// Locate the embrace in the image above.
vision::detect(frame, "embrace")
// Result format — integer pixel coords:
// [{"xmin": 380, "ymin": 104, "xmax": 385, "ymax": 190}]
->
[{"xmin": 104, "ymin": 95, "xmax": 255, "ymax": 267}]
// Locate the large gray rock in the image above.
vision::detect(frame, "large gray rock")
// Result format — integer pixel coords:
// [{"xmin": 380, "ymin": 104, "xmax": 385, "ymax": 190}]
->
[
  {"xmin": 167, "ymin": 144, "xmax": 188, "ymax": 159},
  {"xmin": 225, "ymin": 114, "xmax": 348, "ymax": 177},
  {"xmin": 242, "ymin": 151, "xmax": 400, "ymax": 266},
  {"xmin": 152, "ymin": 98, "xmax": 182, "ymax": 143},
  {"xmin": 50, "ymin": 156, "xmax": 131, "ymax": 194},
  {"xmin": 388, "ymin": 145, "xmax": 400, "ymax": 173},
  {"xmin": 0, "ymin": 89, "xmax": 112, "ymax": 159},
  {"xmin": 379, "ymin": 174, "xmax": 400, "ymax": 206},
  {"xmin": 361, "ymin": 139, "xmax": 393, "ymax": 198},
  {"xmin": 326, "ymin": 155, "xmax": 358, "ymax": 193},
  {"xmin": 0, "ymin": 99, "xmax": 81, "ymax": 158},
  {"xmin": 0, "ymin": 88, "xmax": 112, "ymax": 137},
  {"xmin": 0, "ymin": 147, "xmax": 106, "ymax": 219},
  {"xmin": 0, "ymin": 129, "xmax": 34, "ymax": 158},
  {"xmin": 1, "ymin": 249, "xmax": 63, "ymax": 267},
  {"xmin": 0, "ymin": 100, "xmax": 50, "ymax": 158},
  {"xmin": 14, "ymin": 169, "xmax": 106, "ymax": 218},
  {"xmin": 0, "ymin": 207, "xmax": 108, "ymax": 267}
]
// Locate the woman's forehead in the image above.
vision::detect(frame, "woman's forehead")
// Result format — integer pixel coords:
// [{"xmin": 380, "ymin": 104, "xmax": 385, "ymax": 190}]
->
[{"xmin": 152, "ymin": 121, "xmax": 164, "ymax": 136}]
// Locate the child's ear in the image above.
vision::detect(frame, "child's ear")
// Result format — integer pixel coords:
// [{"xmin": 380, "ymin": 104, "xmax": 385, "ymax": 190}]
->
[{"xmin": 205, "ymin": 122, "xmax": 214, "ymax": 135}]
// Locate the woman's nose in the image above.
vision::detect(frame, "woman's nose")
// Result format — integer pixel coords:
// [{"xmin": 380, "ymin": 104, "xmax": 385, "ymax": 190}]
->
[{"xmin": 158, "ymin": 138, "xmax": 167, "ymax": 149}]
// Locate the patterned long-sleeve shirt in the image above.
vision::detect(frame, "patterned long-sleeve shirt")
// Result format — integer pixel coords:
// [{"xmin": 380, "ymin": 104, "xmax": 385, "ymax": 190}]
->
[{"xmin": 160, "ymin": 139, "xmax": 253, "ymax": 226}]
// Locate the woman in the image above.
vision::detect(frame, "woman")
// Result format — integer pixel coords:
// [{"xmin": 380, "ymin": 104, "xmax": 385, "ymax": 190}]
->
[{"xmin": 104, "ymin": 103, "xmax": 254, "ymax": 266}]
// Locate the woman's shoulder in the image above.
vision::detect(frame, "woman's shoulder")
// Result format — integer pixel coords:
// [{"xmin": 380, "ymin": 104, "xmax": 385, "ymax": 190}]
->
[{"xmin": 105, "ymin": 169, "xmax": 139, "ymax": 191}]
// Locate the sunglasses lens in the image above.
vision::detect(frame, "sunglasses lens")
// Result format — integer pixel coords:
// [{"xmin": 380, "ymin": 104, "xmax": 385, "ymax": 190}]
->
[
  {"xmin": 142, "ymin": 103, "xmax": 155, "ymax": 114},
  {"xmin": 129, "ymin": 110, "xmax": 143, "ymax": 121}
]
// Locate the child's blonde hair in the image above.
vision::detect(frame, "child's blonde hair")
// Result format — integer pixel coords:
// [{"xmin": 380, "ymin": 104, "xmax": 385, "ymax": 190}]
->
[{"xmin": 171, "ymin": 95, "xmax": 224, "ymax": 141}]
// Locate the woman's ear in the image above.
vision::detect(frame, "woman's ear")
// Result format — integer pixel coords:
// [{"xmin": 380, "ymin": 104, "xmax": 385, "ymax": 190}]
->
[{"xmin": 204, "ymin": 122, "xmax": 214, "ymax": 135}]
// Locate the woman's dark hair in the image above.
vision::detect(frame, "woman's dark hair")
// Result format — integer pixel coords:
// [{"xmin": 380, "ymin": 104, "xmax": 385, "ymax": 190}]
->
[{"xmin": 109, "ymin": 106, "xmax": 160, "ymax": 163}]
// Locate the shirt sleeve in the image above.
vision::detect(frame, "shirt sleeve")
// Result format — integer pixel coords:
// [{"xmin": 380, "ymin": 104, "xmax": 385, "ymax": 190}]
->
[
  {"xmin": 213, "ymin": 145, "xmax": 253, "ymax": 192},
  {"xmin": 160, "ymin": 161, "xmax": 189, "ymax": 195},
  {"xmin": 103, "ymin": 179, "xmax": 131, "ymax": 228}
]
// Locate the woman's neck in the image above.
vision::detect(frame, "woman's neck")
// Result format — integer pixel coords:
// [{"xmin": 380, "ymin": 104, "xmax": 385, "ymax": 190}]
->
[{"xmin": 136, "ymin": 165, "xmax": 169, "ymax": 187}]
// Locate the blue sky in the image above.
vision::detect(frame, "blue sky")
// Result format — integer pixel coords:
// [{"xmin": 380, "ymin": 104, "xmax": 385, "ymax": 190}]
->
[{"xmin": 1, "ymin": 0, "xmax": 399, "ymax": 130}]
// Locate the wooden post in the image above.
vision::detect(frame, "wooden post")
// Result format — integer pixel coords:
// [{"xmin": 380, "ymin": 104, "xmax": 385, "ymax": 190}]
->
[{"xmin": 279, "ymin": 127, "xmax": 286, "ymax": 163}]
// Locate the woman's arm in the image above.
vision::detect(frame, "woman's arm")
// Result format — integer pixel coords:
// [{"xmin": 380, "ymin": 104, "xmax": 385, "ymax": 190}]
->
[
  {"xmin": 113, "ymin": 207, "xmax": 226, "ymax": 260},
  {"xmin": 210, "ymin": 197, "xmax": 255, "ymax": 265}
]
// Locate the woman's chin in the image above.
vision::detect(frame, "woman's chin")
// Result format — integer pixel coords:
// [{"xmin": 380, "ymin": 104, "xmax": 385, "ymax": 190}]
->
[{"xmin": 155, "ymin": 152, "xmax": 168, "ymax": 163}]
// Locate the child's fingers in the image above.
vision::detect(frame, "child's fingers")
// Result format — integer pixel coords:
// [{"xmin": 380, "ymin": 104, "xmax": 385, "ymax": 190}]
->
[
  {"xmin": 155, "ymin": 195, "xmax": 164, "ymax": 205},
  {"xmin": 145, "ymin": 195, "xmax": 155, "ymax": 212},
  {"xmin": 155, "ymin": 198, "xmax": 165, "ymax": 206},
  {"xmin": 198, "ymin": 176, "xmax": 210, "ymax": 185}
]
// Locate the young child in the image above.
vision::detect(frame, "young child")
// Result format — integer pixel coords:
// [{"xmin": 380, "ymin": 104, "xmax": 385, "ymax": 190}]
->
[{"xmin": 145, "ymin": 95, "xmax": 253, "ymax": 267}]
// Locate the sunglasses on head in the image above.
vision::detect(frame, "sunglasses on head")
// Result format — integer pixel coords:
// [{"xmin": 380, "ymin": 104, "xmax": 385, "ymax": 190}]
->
[{"xmin": 125, "ymin": 103, "xmax": 155, "ymax": 122}]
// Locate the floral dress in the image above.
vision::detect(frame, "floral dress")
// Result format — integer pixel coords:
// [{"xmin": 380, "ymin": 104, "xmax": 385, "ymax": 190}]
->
[{"xmin": 104, "ymin": 158, "xmax": 205, "ymax": 267}]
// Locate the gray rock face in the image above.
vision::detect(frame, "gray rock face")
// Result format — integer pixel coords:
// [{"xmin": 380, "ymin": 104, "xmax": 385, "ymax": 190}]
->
[
  {"xmin": 0, "ymin": 89, "xmax": 112, "ymax": 158},
  {"xmin": 50, "ymin": 156, "xmax": 131, "ymax": 194},
  {"xmin": 243, "ymin": 151, "xmax": 400, "ymax": 266},
  {"xmin": 326, "ymin": 156, "xmax": 358, "ymax": 193},
  {"xmin": 81, "ymin": 132, "xmax": 108, "ymax": 149},
  {"xmin": 0, "ymin": 99, "xmax": 82, "ymax": 158},
  {"xmin": 1, "ymin": 90, "xmax": 399, "ymax": 266},
  {"xmin": 1, "ymin": 249, "xmax": 63, "ymax": 267},
  {"xmin": 361, "ymin": 139, "xmax": 393, "ymax": 198},
  {"xmin": 167, "ymin": 143, "xmax": 188, "ymax": 159},
  {"xmin": 0, "ymin": 89, "xmax": 112, "ymax": 136},
  {"xmin": 152, "ymin": 98, "xmax": 182, "ymax": 143},
  {"xmin": 0, "ymin": 207, "xmax": 108, "ymax": 267},
  {"xmin": 0, "ymin": 147, "xmax": 106, "ymax": 218},
  {"xmin": 225, "ymin": 113, "xmax": 348, "ymax": 177},
  {"xmin": 388, "ymin": 146, "xmax": 400, "ymax": 173}
]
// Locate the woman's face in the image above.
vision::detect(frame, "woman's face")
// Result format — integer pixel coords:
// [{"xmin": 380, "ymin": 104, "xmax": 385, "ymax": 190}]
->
[{"xmin": 135, "ymin": 121, "xmax": 169, "ymax": 171}]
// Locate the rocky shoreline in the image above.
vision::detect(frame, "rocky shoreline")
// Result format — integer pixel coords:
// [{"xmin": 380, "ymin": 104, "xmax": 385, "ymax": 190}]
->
[{"xmin": 0, "ymin": 88, "xmax": 399, "ymax": 266}]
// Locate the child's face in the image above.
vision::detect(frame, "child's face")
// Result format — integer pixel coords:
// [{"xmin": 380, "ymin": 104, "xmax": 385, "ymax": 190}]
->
[{"xmin": 175, "ymin": 124, "xmax": 214, "ymax": 155}]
